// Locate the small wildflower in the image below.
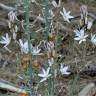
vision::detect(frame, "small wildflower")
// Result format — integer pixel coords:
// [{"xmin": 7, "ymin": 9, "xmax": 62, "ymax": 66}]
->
[
  {"xmin": 8, "ymin": 20, "xmax": 11, "ymax": 29},
  {"xmin": 32, "ymin": 60, "xmax": 41, "ymax": 69},
  {"xmin": 38, "ymin": 67, "xmax": 51, "ymax": 82},
  {"xmin": 11, "ymin": 25, "xmax": 18, "ymax": 40},
  {"xmin": 48, "ymin": 58, "xmax": 54, "ymax": 66},
  {"xmin": 60, "ymin": 7, "xmax": 74, "ymax": 23},
  {"xmin": 47, "ymin": 41, "xmax": 54, "ymax": 53},
  {"xmin": 13, "ymin": 32, "xmax": 17, "ymax": 41},
  {"xmin": 19, "ymin": 39, "xmax": 29, "ymax": 54},
  {"xmin": 80, "ymin": 5, "xmax": 88, "ymax": 25},
  {"xmin": 32, "ymin": 46, "xmax": 41, "ymax": 55},
  {"xmin": 0, "ymin": 33, "xmax": 11, "ymax": 47},
  {"xmin": 60, "ymin": 64, "xmax": 70, "ymax": 75},
  {"xmin": 14, "ymin": 25, "xmax": 18, "ymax": 33},
  {"xmin": 8, "ymin": 11, "xmax": 18, "ymax": 23},
  {"xmin": 52, "ymin": 0, "xmax": 61, "ymax": 8},
  {"xmin": 87, "ymin": 19, "xmax": 93, "ymax": 30},
  {"xmin": 19, "ymin": 93, "xmax": 29, "ymax": 96},
  {"xmin": 22, "ymin": 55, "xmax": 30, "ymax": 69},
  {"xmin": 91, "ymin": 34, "xmax": 96, "ymax": 45},
  {"xmin": 49, "ymin": 9, "xmax": 54, "ymax": 18},
  {"xmin": 48, "ymin": 33, "xmax": 55, "ymax": 41},
  {"xmin": 31, "ymin": 0, "xmax": 36, "ymax": 3},
  {"xmin": 74, "ymin": 28, "xmax": 88, "ymax": 44},
  {"xmin": 0, "ymin": 33, "xmax": 11, "ymax": 52}
]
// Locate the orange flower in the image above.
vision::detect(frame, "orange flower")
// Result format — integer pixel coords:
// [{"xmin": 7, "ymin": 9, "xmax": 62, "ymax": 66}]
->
[
  {"xmin": 22, "ymin": 55, "xmax": 43, "ymax": 69},
  {"xmin": 22, "ymin": 55, "xmax": 30, "ymax": 69},
  {"xmin": 32, "ymin": 60, "xmax": 41, "ymax": 70},
  {"xmin": 19, "ymin": 93, "xmax": 29, "ymax": 96}
]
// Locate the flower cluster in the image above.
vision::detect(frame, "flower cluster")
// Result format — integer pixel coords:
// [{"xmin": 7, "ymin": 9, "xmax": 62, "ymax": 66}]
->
[
  {"xmin": 8, "ymin": 11, "xmax": 18, "ymax": 23},
  {"xmin": 19, "ymin": 39, "xmax": 29, "ymax": 54},
  {"xmin": 8, "ymin": 11, "xmax": 19, "ymax": 40},
  {"xmin": 19, "ymin": 39, "xmax": 41, "ymax": 55}
]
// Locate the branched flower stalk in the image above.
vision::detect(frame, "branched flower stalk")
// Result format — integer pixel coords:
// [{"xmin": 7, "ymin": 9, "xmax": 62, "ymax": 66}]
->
[
  {"xmin": 70, "ymin": 32, "xmax": 87, "ymax": 96},
  {"xmin": 43, "ymin": 0, "xmax": 54, "ymax": 96},
  {"xmin": 70, "ymin": 6, "xmax": 88, "ymax": 95},
  {"xmin": 23, "ymin": 0, "xmax": 34, "ymax": 95}
]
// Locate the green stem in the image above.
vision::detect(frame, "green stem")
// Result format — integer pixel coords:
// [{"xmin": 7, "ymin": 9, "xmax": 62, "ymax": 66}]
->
[
  {"xmin": 48, "ymin": 67, "xmax": 54, "ymax": 96},
  {"xmin": 43, "ymin": 0, "xmax": 50, "ymax": 40},
  {"xmin": 24, "ymin": 0, "xmax": 34, "ymax": 95},
  {"xmin": 43, "ymin": 0, "xmax": 54, "ymax": 95}
]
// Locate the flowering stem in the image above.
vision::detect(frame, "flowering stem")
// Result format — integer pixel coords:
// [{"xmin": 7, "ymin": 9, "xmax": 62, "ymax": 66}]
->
[
  {"xmin": 43, "ymin": 0, "xmax": 50, "ymax": 40},
  {"xmin": 48, "ymin": 67, "xmax": 54, "ymax": 96},
  {"xmin": 43, "ymin": 0, "xmax": 54, "ymax": 95},
  {"xmin": 70, "ymin": 40, "xmax": 87, "ymax": 96},
  {"xmin": 23, "ymin": 0, "xmax": 34, "ymax": 95}
]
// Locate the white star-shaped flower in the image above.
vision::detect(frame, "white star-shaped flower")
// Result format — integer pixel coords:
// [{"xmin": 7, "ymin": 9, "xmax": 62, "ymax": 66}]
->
[
  {"xmin": 32, "ymin": 46, "xmax": 41, "ymax": 55},
  {"xmin": 38, "ymin": 67, "xmax": 51, "ymax": 83},
  {"xmin": 0, "ymin": 33, "xmax": 11, "ymax": 47},
  {"xmin": 19, "ymin": 40, "xmax": 41, "ymax": 55},
  {"xmin": 19, "ymin": 39, "xmax": 29, "ymax": 54},
  {"xmin": 8, "ymin": 11, "xmax": 18, "ymax": 23},
  {"xmin": 52, "ymin": 0, "xmax": 61, "ymax": 8},
  {"xmin": 91, "ymin": 34, "xmax": 96, "ymax": 45},
  {"xmin": 60, "ymin": 7, "xmax": 74, "ymax": 23},
  {"xmin": 74, "ymin": 28, "xmax": 88, "ymax": 44},
  {"xmin": 0, "ymin": 33, "xmax": 11, "ymax": 52},
  {"xmin": 60, "ymin": 64, "xmax": 70, "ymax": 75}
]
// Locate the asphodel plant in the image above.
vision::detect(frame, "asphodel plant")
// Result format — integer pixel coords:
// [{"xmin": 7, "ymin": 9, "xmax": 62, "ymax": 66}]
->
[
  {"xmin": 23, "ymin": 0, "xmax": 34, "ymax": 95},
  {"xmin": 43, "ymin": 0, "xmax": 54, "ymax": 96}
]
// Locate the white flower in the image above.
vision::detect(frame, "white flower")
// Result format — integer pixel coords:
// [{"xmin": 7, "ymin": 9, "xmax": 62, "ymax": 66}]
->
[
  {"xmin": 60, "ymin": 64, "xmax": 70, "ymax": 75},
  {"xmin": 13, "ymin": 32, "xmax": 16, "ymax": 40},
  {"xmin": 31, "ymin": 0, "xmax": 35, "ymax": 3},
  {"xmin": 87, "ymin": 19, "xmax": 93, "ymax": 30},
  {"xmin": 8, "ymin": 11, "xmax": 18, "ymax": 23},
  {"xmin": 32, "ymin": 46, "xmax": 41, "ymax": 55},
  {"xmin": 60, "ymin": 7, "xmax": 74, "ymax": 23},
  {"xmin": 19, "ymin": 40, "xmax": 41, "ymax": 55},
  {"xmin": 19, "ymin": 39, "xmax": 29, "ymax": 54},
  {"xmin": 52, "ymin": 0, "xmax": 61, "ymax": 8},
  {"xmin": 49, "ymin": 10, "xmax": 54, "ymax": 18},
  {"xmin": 48, "ymin": 58, "xmax": 54, "ymax": 66},
  {"xmin": 0, "ymin": 33, "xmax": 11, "ymax": 47},
  {"xmin": 91, "ymin": 34, "xmax": 96, "ymax": 45},
  {"xmin": 74, "ymin": 29, "xmax": 88, "ymax": 44},
  {"xmin": 8, "ymin": 20, "xmax": 11, "ymax": 29},
  {"xmin": 38, "ymin": 67, "xmax": 51, "ymax": 82},
  {"xmin": 14, "ymin": 25, "xmax": 18, "ymax": 33}
]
